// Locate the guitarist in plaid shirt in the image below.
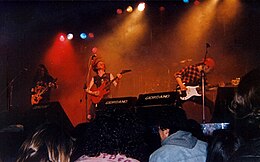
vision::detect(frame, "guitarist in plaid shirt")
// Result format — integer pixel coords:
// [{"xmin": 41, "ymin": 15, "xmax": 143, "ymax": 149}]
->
[{"xmin": 174, "ymin": 58, "xmax": 215, "ymax": 114}]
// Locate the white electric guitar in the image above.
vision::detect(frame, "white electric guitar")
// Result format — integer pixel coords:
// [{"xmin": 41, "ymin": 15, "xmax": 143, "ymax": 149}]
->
[
  {"xmin": 178, "ymin": 86, "xmax": 201, "ymax": 100},
  {"xmin": 177, "ymin": 84, "xmax": 219, "ymax": 101}
]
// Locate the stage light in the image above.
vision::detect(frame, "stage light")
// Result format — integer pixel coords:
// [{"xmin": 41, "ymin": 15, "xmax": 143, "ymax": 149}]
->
[
  {"xmin": 67, "ymin": 33, "xmax": 73, "ymax": 40},
  {"xmin": 88, "ymin": 33, "xmax": 94, "ymax": 38},
  {"xmin": 59, "ymin": 34, "xmax": 65, "ymax": 42},
  {"xmin": 137, "ymin": 2, "xmax": 145, "ymax": 12},
  {"xmin": 183, "ymin": 0, "xmax": 189, "ymax": 3},
  {"xmin": 80, "ymin": 33, "xmax": 87, "ymax": 39},
  {"xmin": 126, "ymin": 6, "xmax": 133, "ymax": 13},
  {"xmin": 194, "ymin": 0, "xmax": 200, "ymax": 5},
  {"xmin": 117, "ymin": 8, "xmax": 123, "ymax": 14}
]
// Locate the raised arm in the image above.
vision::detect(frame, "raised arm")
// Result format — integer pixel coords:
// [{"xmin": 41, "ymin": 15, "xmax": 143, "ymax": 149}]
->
[
  {"xmin": 85, "ymin": 77, "xmax": 99, "ymax": 96},
  {"xmin": 110, "ymin": 73, "xmax": 122, "ymax": 87}
]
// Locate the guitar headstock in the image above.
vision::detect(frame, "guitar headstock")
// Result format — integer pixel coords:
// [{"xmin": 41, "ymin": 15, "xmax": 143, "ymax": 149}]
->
[
  {"xmin": 53, "ymin": 78, "xmax": 58, "ymax": 82},
  {"xmin": 120, "ymin": 70, "xmax": 131, "ymax": 74}
]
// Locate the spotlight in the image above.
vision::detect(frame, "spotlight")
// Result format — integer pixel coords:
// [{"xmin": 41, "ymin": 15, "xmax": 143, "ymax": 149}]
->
[
  {"xmin": 80, "ymin": 33, "xmax": 87, "ymax": 39},
  {"xmin": 67, "ymin": 33, "xmax": 73, "ymax": 40},
  {"xmin": 183, "ymin": 0, "xmax": 189, "ymax": 3},
  {"xmin": 116, "ymin": 8, "xmax": 123, "ymax": 14},
  {"xmin": 137, "ymin": 2, "xmax": 145, "ymax": 12},
  {"xmin": 194, "ymin": 0, "xmax": 200, "ymax": 5},
  {"xmin": 126, "ymin": 6, "xmax": 133, "ymax": 13},
  {"xmin": 88, "ymin": 33, "xmax": 94, "ymax": 38}
]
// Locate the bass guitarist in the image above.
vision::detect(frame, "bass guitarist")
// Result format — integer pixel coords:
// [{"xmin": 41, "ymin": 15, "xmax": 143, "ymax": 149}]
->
[
  {"xmin": 174, "ymin": 58, "xmax": 215, "ymax": 114},
  {"xmin": 85, "ymin": 60, "xmax": 122, "ymax": 121},
  {"xmin": 31, "ymin": 64, "xmax": 57, "ymax": 105}
]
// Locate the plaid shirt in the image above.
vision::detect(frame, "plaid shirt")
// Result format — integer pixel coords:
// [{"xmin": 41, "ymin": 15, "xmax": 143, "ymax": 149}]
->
[{"xmin": 175, "ymin": 65, "xmax": 207, "ymax": 86}]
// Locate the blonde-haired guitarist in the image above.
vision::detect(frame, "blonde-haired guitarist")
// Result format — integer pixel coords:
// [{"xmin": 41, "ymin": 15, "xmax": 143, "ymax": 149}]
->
[{"xmin": 85, "ymin": 61, "xmax": 123, "ymax": 121}]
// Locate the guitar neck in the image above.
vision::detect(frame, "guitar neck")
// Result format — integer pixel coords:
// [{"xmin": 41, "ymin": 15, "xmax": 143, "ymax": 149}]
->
[
  {"xmin": 38, "ymin": 79, "xmax": 57, "ymax": 95},
  {"xmin": 104, "ymin": 76, "xmax": 118, "ymax": 90},
  {"xmin": 39, "ymin": 86, "xmax": 49, "ymax": 96},
  {"xmin": 102, "ymin": 70, "xmax": 131, "ymax": 90}
]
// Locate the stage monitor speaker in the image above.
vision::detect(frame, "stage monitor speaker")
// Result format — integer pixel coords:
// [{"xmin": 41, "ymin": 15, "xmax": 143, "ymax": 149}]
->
[
  {"xmin": 97, "ymin": 97, "xmax": 137, "ymax": 110},
  {"xmin": 136, "ymin": 91, "xmax": 178, "ymax": 107},
  {"xmin": 22, "ymin": 102, "xmax": 74, "ymax": 135},
  {"xmin": 135, "ymin": 91, "xmax": 181, "ymax": 126},
  {"xmin": 136, "ymin": 105, "xmax": 183, "ymax": 126}
]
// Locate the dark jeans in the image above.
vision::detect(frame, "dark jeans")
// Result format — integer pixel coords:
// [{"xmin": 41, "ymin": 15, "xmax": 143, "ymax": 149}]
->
[{"xmin": 179, "ymin": 96, "xmax": 214, "ymax": 114}]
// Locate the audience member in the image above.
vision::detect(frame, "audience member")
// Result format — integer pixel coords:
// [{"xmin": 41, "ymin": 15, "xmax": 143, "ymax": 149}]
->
[
  {"xmin": 206, "ymin": 130, "xmax": 241, "ymax": 162},
  {"xmin": 228, "ymin": 67, "xmax": 260, "ymax": 161},
  {"xmin": 71, "ymin": 109, "xmax": 149, "ymax": 162},
  {"xmin": 16, "ymin": 123, "xmax": 74, "ymax": 162},
  {"xmin": 187, "ymin": 118, "xmax": 206, "ymax": 141},
  {"xmin": 149, "ymin": 107, "xmax": 207, "ymax": 162}
]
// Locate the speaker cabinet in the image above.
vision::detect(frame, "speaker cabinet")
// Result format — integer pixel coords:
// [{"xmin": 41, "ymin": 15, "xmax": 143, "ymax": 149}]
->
[{"xmin": 23, "ymin": 102, "xmax": 74, "ymax": 135}]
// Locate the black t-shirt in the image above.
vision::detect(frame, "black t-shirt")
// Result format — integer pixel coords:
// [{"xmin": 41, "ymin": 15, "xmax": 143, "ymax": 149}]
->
[{"xmin": 32, "ymin": 74, "xmax": 55, "ymax": 104}]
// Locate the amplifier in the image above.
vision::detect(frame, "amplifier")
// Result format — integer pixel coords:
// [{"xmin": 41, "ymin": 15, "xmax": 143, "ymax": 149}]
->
[
  {"xmin": 97, "ymin": 97, "xmax": 137, "ymax": 109},
  {"xmin": 136, "ymin": 91, "xmax": 178, "ymax": 107}
]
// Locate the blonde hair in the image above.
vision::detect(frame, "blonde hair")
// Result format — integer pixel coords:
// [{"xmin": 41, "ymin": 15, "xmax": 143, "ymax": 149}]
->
[{"xmin": 17, "ymin": 123, "xmax": 74, "ymax": 162}]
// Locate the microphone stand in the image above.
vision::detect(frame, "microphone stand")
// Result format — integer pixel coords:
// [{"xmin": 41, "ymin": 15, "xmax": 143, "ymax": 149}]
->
[
  {"xmin": 0, "ymin": 69, "xmax": 27, "ymax": 111},
  {"xmin": 201, "ymin": 43, "xmax": 210, "ymax": 123},
  {"xmin": 80, "ymin": 55, "xmax": 95, "ymax": 121},
  {"xmin": 201, "ymin": 69, "xmax": 206, "ymax": 123}
]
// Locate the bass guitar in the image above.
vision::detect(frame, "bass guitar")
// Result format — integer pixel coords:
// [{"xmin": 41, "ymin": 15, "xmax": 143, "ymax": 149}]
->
[
  {"xmin": 90, "ymin": 70, "xmax": 131, "ymax": 104},
  {"xmin": 31, "ymin": 78, "xmax": 57, "ymax": 105}
]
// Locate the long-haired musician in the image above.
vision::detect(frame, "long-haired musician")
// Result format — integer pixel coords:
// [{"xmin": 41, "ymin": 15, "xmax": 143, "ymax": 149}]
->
[{"xmin": 31, "ymin": 64, "xmax": 57, "ymax": 105}]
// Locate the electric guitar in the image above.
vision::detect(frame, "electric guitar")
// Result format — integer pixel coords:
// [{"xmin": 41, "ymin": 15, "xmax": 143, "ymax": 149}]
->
[
  {"xmin": 90, "ymin": 70, "xmax": 131, "ymax": 104},
  {"xmin": 31, "ymin": 78, "xmax": 57, "ymax": 105},
  {"xmin": 177, "ymin": 84, "xmax": 218, "ymax": 101}
]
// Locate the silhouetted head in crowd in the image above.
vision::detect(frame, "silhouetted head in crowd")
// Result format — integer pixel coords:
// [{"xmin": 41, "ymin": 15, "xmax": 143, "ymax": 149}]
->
[
  {"xmin": 17, "ymin": 123, "xmax": 74, "ymax": 162},
  {"xmin": 206, "ymin": 130, "xmax": 242, "ymax": 162},
  {"xmin": 230, "ymin": 67, "xmax": 260, "ymax": 140},
  {"xmin": 157, "ymin": 107, "xmax": 188, "ymax": 138},
  {"xmin": 71, "ymin": 109, "xmax": 149, "ymax": 162},
  {"xmin": 149, "ymin": 106, "xmax": 208, "ymax": 162}
]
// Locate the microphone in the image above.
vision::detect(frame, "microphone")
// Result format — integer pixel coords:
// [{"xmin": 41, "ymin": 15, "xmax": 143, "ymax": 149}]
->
[
  {"xmin": 206, "ymin": 43, "xmax": 211, "ymax": 48},
  {"xmin": 91, "ymin": 54, "xmax": 97, "ymax": 60}
]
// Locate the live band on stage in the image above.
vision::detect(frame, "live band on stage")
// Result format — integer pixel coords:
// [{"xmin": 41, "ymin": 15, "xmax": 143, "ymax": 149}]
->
[{"xmin": 28, "ymin": 47, "xmax": 240, "ymax": 124}]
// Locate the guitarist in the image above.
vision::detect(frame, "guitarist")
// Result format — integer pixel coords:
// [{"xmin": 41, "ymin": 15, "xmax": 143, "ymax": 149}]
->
[
  {"xmin": 174, "ymin": 58, "xmax": 215, "ymax": 114},
  {"xmin": 31, "ymin": 64, "xmax": 57, "ymax": 105},
  {"xmin": 85, "ymin": 60, "xmax": 122, "ymax": 120}
]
